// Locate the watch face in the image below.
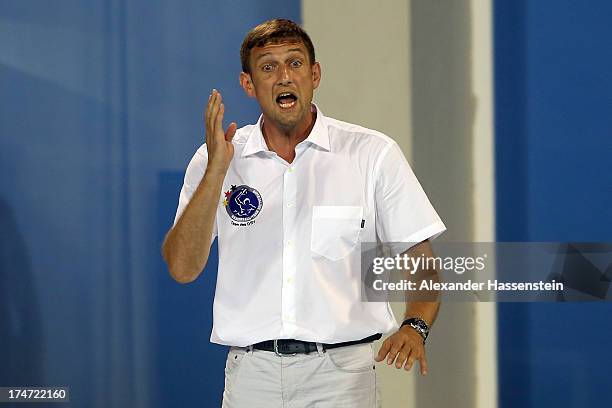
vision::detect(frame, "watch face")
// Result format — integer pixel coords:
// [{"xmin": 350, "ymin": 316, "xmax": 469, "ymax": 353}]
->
[
  {"xmin": 407, "ymin": 319, "xmax": 429, "ymax": 340},
  {"xmin": 411, "ymin": 322, "xmax": 424, "ymax": 333}
]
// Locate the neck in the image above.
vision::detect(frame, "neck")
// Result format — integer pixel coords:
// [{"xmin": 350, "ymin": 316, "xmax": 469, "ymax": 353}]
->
[{"xmin": 262, "ymin": 109, "xmax": 317, "ymax": 160}]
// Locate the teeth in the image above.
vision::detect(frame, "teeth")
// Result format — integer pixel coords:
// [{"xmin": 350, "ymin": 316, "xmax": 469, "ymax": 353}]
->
[
  {"xmin": 279, "ymin": 100, "xmax": 296, "ymax": 109},
  {"xmin": 279, "ymin": 92, "xmax": 292, "ymax": 98}
]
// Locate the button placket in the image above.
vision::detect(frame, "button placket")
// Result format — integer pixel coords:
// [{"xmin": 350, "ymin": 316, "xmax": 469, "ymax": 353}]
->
[{"xmin": 280, "ymin": 165, "xmax": 298, "ymax": 334}]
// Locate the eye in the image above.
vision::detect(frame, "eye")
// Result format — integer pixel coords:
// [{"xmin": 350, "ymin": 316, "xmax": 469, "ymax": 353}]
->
[
  {"xmin": 262, "ymin": 64, "xmax": 274, "ymax": 72},
  {"xmin": 290, "ymin": 59, "xmax": 303, "ymax": 68}
]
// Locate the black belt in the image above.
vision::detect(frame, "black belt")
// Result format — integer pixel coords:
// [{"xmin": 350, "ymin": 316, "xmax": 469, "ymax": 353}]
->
[{"xmin": 252, "ymin": 333, "xmax": 382, "ymax": 356}]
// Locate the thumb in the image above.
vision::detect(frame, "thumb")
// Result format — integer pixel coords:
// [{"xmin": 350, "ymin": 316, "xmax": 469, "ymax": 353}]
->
[{"xmin": 225, "ymin": 122, "xmax": 237, "ymax": 142}]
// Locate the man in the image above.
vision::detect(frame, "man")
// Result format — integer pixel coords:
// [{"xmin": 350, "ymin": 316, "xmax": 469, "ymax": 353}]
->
[{"xmin": 162, "ymin": 18, "xmax": 446, "ymax": 407}]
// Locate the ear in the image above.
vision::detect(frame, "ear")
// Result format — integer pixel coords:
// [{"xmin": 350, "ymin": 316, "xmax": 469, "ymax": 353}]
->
[
  {"xmin": 311, "ymin": 62, "xmax": 321, "ymax": 90},
  {"xmin": 239, "ymin": 72, "xmax": 256, "ymax": 98}
]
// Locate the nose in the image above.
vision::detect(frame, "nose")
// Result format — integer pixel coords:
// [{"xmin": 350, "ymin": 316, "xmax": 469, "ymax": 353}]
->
[{"xmin": 277, "ymin": 64, "xmax": 292, "ymax": 86}]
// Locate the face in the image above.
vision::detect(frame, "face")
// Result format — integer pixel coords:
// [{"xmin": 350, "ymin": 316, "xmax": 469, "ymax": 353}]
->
[{"xmin": 240, "ymin": 41, "xmax": 321, "ymax": 132}]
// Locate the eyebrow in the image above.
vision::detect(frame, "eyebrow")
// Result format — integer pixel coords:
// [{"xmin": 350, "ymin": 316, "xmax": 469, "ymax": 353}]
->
[{"xmin": 254, "ymin": 48, "xmax": 305, "ymax": 64}]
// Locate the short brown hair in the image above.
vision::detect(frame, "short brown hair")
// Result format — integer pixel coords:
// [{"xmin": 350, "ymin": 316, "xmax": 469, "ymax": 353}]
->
[{"xmin": 240, "ymin": 18, "xmax": 316, "ymax": 74}]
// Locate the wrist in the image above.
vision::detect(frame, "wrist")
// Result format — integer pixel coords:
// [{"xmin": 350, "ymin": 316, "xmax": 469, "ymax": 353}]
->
[
  {"xmin": 204, "ymin": 165, "xmax": 228, "ymax": 180},
  {"xmin": 400, "ymin": 317, "xmax": 430, "ymax": 344}
]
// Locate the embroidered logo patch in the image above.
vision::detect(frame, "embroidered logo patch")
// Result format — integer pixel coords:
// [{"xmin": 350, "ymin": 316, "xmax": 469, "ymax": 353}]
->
[{"xmin": 223, "ymin": 184, "xmax": 262, "ymax": 223}]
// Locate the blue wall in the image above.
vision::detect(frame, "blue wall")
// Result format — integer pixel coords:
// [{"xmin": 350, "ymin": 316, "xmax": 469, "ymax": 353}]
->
[
  {"xmin": 0, "ymin": 1, "xmax": 300, "ymax": 407},
  {"xmin": 495, "ymin": 1, "xmax": 612, "ymax": 406}
]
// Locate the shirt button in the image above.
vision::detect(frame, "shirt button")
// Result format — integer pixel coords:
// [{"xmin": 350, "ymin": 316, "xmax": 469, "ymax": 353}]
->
[
  {"xmin": 287, "ymin": 202, "xmax": 292, "ymax": 208},
  {"xmin": 288, "ymin": 167, "xmax": 294, "ymax": 173},
  {"xmin": 286, "ymin": 277, "xmax": 293, "ymax": 284},
  {"xmin": 287, "ymin": 240, "xmax": 293, "ymax": 247}
]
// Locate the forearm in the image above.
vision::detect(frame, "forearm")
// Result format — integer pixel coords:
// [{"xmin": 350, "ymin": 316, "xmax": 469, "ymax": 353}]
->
[
  {"xmin": 162, "ymin": 168, "xmax": 225, "ymax": 283},
  {"xmin": 404, "ymin": 300, "xmax": 440, "ymax": 327},
  {"xmin": 402, "ymin": 240, "xmax": 441, "ymax": 327},
  {"xmin": 376, "ymin": 239, "xmax": 440, "ymax": 374}
]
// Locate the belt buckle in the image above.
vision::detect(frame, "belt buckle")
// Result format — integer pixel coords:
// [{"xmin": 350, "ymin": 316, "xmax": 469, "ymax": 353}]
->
[{"xmin": 274, "ymin": 339, "xmax": 297, "ymax": 357}]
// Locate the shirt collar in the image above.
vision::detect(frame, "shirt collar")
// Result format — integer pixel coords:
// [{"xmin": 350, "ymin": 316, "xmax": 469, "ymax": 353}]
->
[{"xmin": 241, "ymin": 103, "xmax": 330, "ymax": 157}]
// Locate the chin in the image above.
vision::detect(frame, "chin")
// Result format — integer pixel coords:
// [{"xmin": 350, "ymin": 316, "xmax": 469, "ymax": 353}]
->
[
  {"xmin": 276, "ymin": 118, "xmax": 300, "ymax": 131},
  {"xmin": 273, "ymin": 112, "xmax": 301, "ymax": 129}
]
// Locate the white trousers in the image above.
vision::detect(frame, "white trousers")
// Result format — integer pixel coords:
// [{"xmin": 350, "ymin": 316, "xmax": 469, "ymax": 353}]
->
[{"xmin": 221, "ymin": 342, "xmax": 381, "ymax": 408}]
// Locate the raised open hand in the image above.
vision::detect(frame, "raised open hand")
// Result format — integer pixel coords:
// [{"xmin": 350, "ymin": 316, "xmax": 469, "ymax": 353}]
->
[{"xmin": 205, "ymin": 89, "xmax": 237, "ymax": 175}]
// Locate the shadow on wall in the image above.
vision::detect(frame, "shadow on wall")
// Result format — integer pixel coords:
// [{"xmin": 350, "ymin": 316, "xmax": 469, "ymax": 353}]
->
[
  {"xmin": 410, "ymin": 1, "xmax": 476, "ymax": 408},
  {"xmin": 0, "ymin": 196, "xmax": 44, "ymax": 389}
]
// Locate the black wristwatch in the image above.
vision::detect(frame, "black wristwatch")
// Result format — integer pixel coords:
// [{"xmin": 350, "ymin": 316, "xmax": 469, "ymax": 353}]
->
[{"xmin": 400, "ymin": 318, "xmax": 430, "ymax": 344}]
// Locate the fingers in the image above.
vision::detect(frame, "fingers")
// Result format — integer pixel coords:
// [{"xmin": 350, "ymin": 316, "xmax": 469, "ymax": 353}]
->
[
  {"xmin": 386, "ymin": 345, "xmax": 402, "ymax": 365},
  {"xmin": 375, "ymin": 338, "xmax": 404, "ymax": 366},
  {"xmin": 203, "ymin": 89, "xmax": 236, "ymax": 173},
  {"xmin": 418, "ymin": 354, "xmax": 428, "ymax": 376},
  {"xmin": 375, "ymin": 339, "xmax": 391, "ymax": 362},
  {"xmin": 402, "ymin": 349, "xmax": 427, "ymax": 376},
  {"xmin": 211, "ymin": 92, "xmax": 222, "ymax": 136},
  {"xmin": 375, "ymin": 334, "xmax": 428, "ymax": 375},
  {"xmin": 206, "ymin": 90, "xmax": 217, "ymax": 133},
  {"xmin": 215, "ymin": 101, "xmax": 225, "ymax": 135},
  {"xmin": 206, "ymin": 89, "xmax": 222, "ymax": 142},
  {"xmin": 403, "ymin": 352, "xmax": 415, "ymax": 371},
  {"xmin": 395, "ymin": 349, "xmax": 409, "ymax": 368},
  {"xmin": 205, "ymin": 91, "xmax": 213, "ymax": 126}
]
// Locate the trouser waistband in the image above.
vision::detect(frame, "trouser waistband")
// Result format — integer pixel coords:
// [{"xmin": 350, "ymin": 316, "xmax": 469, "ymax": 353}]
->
[{"xmin": 251, "ymin": 333, "xmax": 382, "ymax": 355}]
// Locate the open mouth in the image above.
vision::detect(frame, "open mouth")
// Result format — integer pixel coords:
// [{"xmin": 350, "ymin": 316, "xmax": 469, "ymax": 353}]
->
[{"xmin": 276, "ymin": 92, "xmax": 298, "ymax": 109}]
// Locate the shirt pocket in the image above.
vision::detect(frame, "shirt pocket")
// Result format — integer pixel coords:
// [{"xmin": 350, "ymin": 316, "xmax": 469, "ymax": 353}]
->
[{"xmin": 311, "ymin": 205, "xmax": 363, "ymax": 261}]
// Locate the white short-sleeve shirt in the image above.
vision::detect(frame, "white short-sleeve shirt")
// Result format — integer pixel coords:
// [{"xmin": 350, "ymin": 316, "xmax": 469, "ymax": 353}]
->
[{"xmin": 174, "ymin": 106, "xmax": 446, "ymax": 347}]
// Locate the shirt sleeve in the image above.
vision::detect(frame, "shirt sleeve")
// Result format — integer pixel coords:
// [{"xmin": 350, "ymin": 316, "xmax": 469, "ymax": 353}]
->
[
  {"xmin": 374, "ymin": 141, "xmax": 445, "ymax": 253},
  {"xmin": 173, "ymin": 145, "xmax": 218, "ymax": 241}
]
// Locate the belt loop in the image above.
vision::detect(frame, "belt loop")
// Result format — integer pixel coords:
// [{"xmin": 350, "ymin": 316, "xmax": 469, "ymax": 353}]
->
[{"xmin": 316, "ymin": 342, "xmax": 324, "ymax": 356}]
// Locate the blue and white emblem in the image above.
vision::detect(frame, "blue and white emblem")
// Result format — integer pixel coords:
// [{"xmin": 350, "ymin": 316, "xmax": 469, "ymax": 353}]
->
[{"xmin": 223, "ymin": 184, "xmax": 263, "ymax": 222}]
